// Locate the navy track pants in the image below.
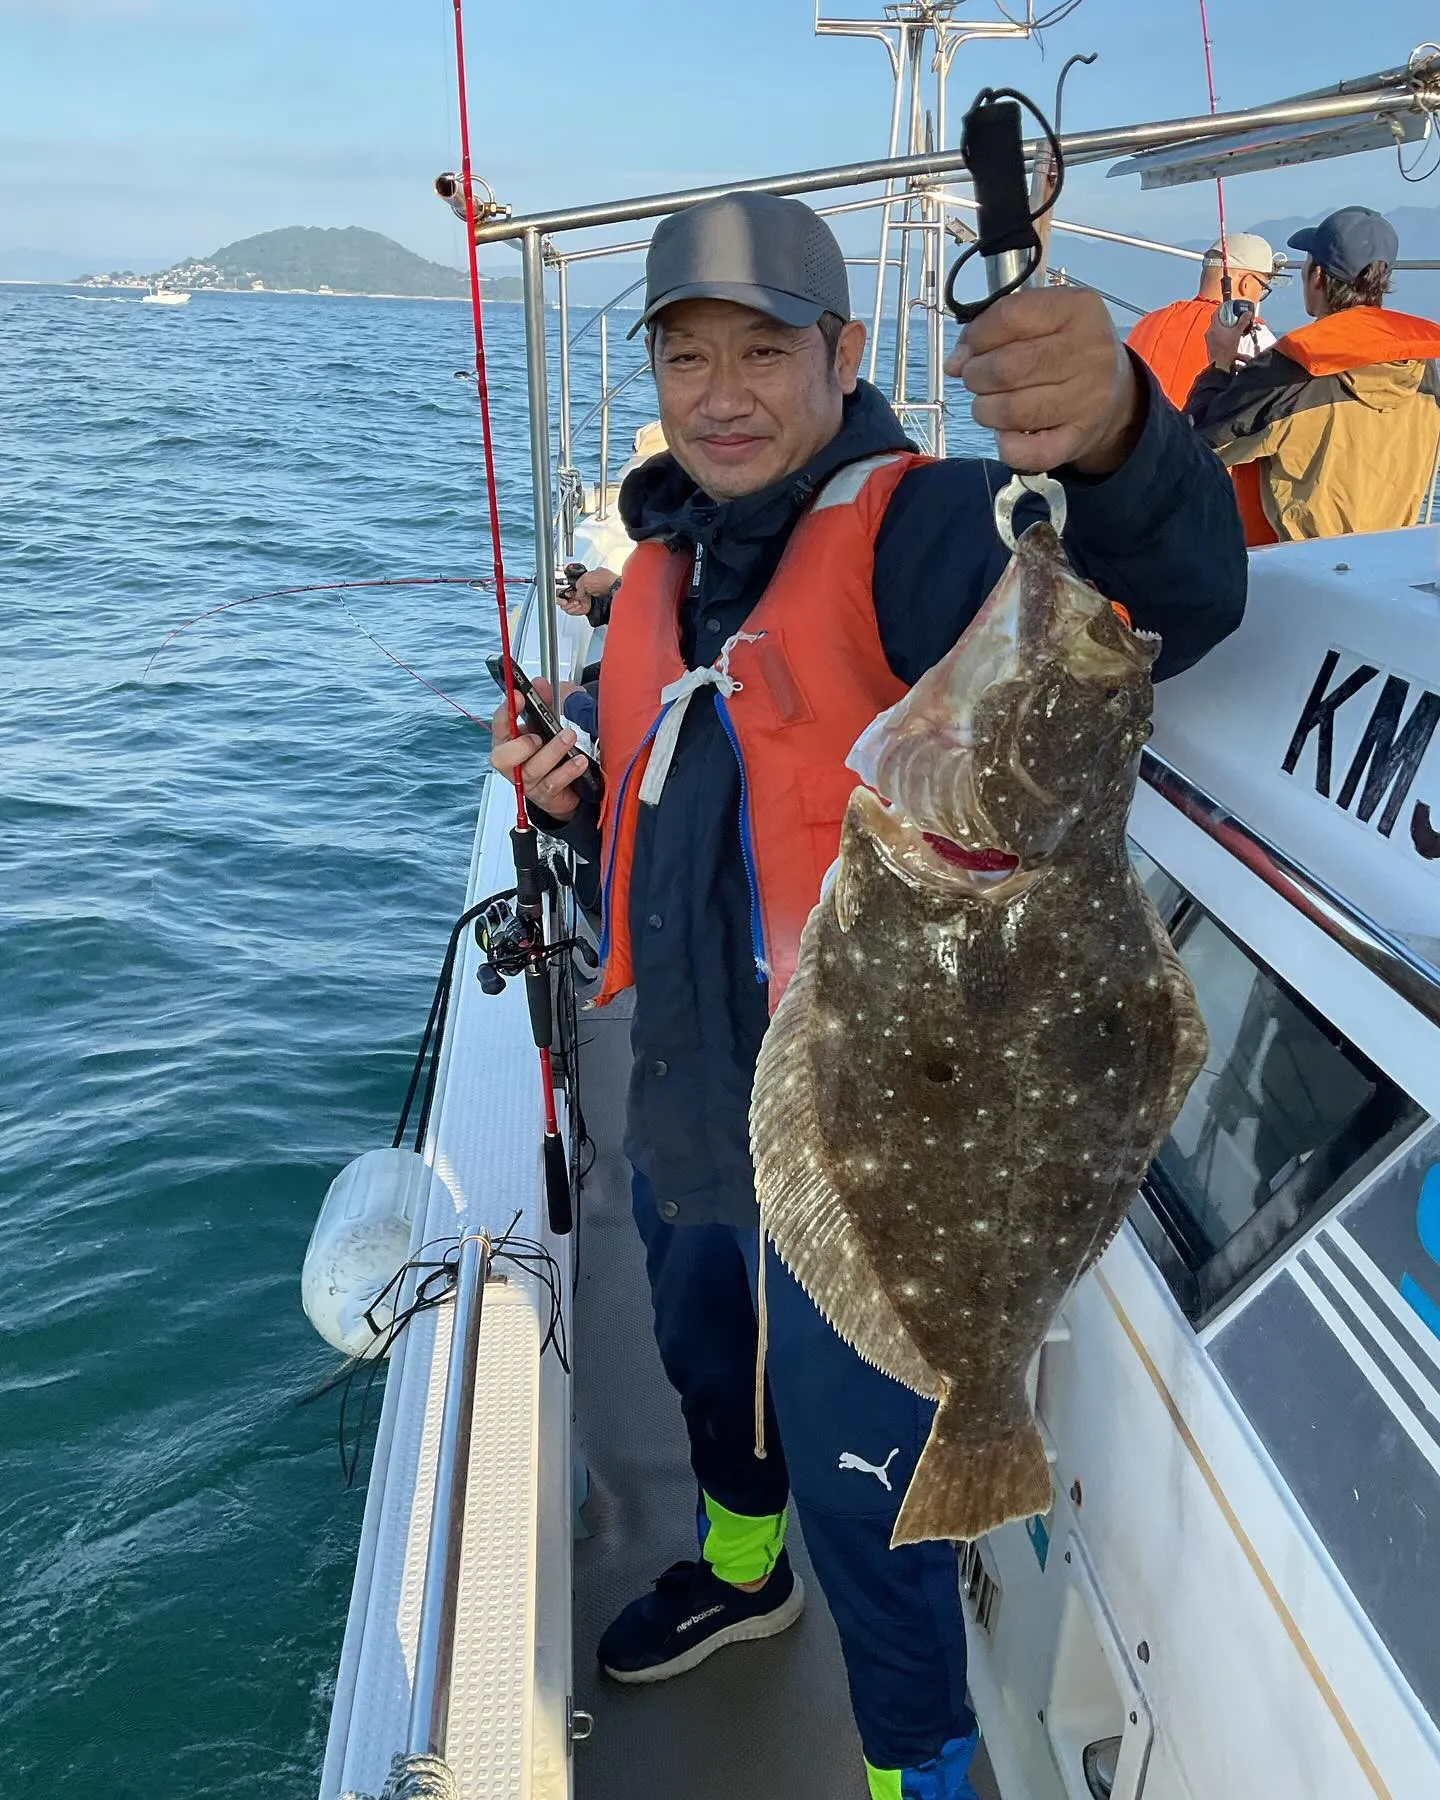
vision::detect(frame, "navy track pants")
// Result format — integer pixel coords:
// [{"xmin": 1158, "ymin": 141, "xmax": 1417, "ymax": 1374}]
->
[{"xmin": 631, "ymin": 1170, "xmax": 975, "ymax": 1771}]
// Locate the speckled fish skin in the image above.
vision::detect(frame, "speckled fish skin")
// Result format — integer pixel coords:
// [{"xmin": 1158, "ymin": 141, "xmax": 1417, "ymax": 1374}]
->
[{"xmin": 751, "ymin": 521, "xmax": 1208, "ymax": 1547}]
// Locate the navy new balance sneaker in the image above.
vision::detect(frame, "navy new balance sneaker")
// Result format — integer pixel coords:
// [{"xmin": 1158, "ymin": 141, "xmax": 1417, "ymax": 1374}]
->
[{"xmin": 598, "ymin": 1550, "xmax": 805, "ymax": 1683}]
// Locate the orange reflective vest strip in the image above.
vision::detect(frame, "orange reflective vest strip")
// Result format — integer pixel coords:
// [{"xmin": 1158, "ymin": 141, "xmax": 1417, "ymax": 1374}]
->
[
  {"xmin": 595, "ymin": 450, "xmax": 927, "ymax": 1010},
  {"xmin": 1128, "ymin": 298, "xmax": 1214, "ymax": 410}
]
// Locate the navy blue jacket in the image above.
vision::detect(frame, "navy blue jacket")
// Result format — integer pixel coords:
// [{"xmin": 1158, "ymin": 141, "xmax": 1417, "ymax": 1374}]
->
[{"xmin": 553, "ymin": 372, "xmax": 1246, "ymax": 1227}]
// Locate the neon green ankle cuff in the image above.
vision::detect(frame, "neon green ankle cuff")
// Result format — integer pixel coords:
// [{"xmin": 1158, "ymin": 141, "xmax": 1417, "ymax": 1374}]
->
[
  {"xmin": 700, "ymin": 1494, "xmax": 788, "ymax": 1585},
  {"xmin": 864, "ymin": 1763, "xmax": 903, "ymax": 1800}
]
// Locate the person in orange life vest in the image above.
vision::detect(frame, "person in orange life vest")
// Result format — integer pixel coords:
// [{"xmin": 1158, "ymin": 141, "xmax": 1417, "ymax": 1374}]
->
[
  {"xmin": 1189, "ymin": 206, "xmax": 1440, "ymax": 541},
  {"xmin": 490, "ymin": 192, "xmax": 1245, "ymax": 1800},
  {"xmin": 1129, "ymin": 232, "xmax": 1280, "ymax": 546},
  {"xmin": 1128, "ymin": 233, "xmax": 1279, "ymax": 407}
]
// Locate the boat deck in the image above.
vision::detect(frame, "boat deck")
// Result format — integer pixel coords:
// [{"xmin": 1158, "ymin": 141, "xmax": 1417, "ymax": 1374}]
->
[{"xmin": 571, "ymin": 993, "xmax": 998, "ymax": 1800}]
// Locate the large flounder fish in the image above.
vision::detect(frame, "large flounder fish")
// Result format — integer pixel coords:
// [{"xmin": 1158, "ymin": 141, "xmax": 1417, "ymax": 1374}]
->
[{"xmin": 751, "ymin": 519, "xmax": 1207, "ymax": 1547}]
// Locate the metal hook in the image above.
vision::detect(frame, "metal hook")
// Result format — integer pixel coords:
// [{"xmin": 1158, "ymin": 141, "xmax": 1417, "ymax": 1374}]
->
[
  {"xmin": 995, "ymin": 471, "xmax": 1067, "ymax": 549},
  {"xmin": 1053, "ymin": 53, "xmax": 1098, "ymax": 136}
]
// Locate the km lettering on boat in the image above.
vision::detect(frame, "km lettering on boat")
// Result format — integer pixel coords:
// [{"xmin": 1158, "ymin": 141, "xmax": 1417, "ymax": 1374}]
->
[{"xmin": 1282, "ymin": 647, "xmax": 1440, "ymax": 862}]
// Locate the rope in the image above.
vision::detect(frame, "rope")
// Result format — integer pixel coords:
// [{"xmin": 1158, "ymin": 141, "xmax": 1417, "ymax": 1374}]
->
[
  {"xmin": 753, "ymin": 1216, "xmax": 769, "ymax": 1461},
  {"xmin": 344, "ymin": 1750, "xmax": 460, "ymax": 1800}
]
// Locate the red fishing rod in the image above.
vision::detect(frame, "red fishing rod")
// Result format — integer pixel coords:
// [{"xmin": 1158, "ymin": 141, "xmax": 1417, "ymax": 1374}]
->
[
  {"xmin": 449, "ymin": 0, "xmax": 572, "ymax": 1233},
  {"xmin": 1197, "ymin": 0, "xmax": 1233, "ymax": 304}
]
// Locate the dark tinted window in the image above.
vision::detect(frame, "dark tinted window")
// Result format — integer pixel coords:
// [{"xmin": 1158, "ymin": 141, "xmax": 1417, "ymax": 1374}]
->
[
  {"xmin": 1156, "ymin": 910, "xmax": 1378, "ymax": 1259},
  {"xmin": 1126, "ymin": 844, "xmax": 1420, "ymax": 1321}
]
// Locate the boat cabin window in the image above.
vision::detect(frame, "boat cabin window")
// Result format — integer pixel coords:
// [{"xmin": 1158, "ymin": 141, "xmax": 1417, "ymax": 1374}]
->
[{"xmin": 1127, "ymin": 846, "xmax": 1422, "ymax": 1324}]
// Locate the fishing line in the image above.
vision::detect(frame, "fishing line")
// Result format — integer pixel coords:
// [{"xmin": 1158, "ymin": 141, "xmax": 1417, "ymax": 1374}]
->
[{"xmin": 142, "ymin": 575, "xmax": 532, "ymax": 728}]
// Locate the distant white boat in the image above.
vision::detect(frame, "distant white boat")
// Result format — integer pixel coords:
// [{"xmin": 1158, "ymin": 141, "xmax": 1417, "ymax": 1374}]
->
[{"xmin": 141, "ymin": 287, "xmax": 190, "ymax": 306}]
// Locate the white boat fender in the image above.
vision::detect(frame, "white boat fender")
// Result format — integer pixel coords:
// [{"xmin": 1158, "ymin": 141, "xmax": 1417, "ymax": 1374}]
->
[{"xmin": 302, "ymin": 1148, "xmax": 457, "ymax": 1358}]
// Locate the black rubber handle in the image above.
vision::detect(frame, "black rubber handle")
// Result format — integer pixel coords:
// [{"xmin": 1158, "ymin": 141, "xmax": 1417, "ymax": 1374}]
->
[
  {"xmin": 544, "ymin": 1132, "xmax": 573, "ymax": 1234},
  {"xmin": 963, "ymin": 97, "xmax": 1036, "ymax": 257}
]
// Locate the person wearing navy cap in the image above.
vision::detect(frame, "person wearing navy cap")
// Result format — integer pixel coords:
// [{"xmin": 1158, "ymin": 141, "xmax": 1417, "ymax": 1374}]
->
[{"xmin": 1188, "ymin": 206, "xmax": 1440, "ymax": 539}]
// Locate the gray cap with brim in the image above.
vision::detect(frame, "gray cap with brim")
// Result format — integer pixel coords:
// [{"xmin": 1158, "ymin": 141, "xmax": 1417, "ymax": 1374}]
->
[{"xmin": 629, "ymin": 192, "xmax": 850, "ymax": 340}]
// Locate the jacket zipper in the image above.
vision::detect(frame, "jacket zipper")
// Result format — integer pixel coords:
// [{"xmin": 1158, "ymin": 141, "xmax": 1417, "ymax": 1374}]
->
[{"xmin": 714, "ymin": 694, "xmax": 769, "ymax": 986}]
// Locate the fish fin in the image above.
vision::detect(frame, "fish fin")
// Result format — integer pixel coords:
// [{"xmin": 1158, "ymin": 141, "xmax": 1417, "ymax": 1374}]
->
[
  {"xmin": 831, "ymin": 802, "xmax": 866, "ymax": 933},
  {"xmin": 891, "ymin": 1387, "xmax": 1053, "ymax": 1547},
  {"xmin": 752, "ymin": 904, "xmax": 941, "ymax": 1400},
  {"xmin": 1069, "ymin": 886, "xmax": 1211, "ymax": 1280},
  {"xmin": 1138, "ymin": 885, "xmax": 1210, "ymax": 1131}
]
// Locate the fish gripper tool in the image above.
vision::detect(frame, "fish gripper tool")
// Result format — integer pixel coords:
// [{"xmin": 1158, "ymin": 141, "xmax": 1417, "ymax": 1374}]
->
[{"xmin": 994, "ymin": 471, "xmax": 1067, "ymax": 550}]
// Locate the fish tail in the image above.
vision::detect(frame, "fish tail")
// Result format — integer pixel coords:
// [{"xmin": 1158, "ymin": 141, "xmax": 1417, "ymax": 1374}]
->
[{"xmin": 891, "ymin": 1391, "xmax": 1052, "ymax": 1547}]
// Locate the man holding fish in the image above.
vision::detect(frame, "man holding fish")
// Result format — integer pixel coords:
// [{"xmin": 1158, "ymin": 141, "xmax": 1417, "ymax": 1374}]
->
[{"xmin": 491, "ymin": 192, "xmax": 1242, "ymax": 1800}]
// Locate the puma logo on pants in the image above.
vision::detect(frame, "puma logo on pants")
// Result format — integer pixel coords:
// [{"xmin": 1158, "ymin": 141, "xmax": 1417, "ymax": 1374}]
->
[{"xmin": 838, "ymin": 1448, "xmax": 901, "ymax": 1491}]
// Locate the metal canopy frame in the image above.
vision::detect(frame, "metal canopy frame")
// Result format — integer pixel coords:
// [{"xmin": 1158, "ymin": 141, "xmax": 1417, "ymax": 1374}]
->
[{"xmin": 477, "ymin": 60, "xmax": 1430, "ymax": 706}]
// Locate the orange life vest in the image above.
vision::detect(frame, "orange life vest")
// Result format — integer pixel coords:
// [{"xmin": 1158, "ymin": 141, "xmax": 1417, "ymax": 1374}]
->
[
  {"xmin": 1129, "ymin": 297, "xmax": 1279, "ymax": 549},
  {"xmin": 1273, "ymin": 305, "xmax": 1440, "ymax": 375},
  {"xmin": 594, "ymin": 451, "xmax": 925, "ymax": 1012},
  {"xmin": 1128, "ymin": 297, "xmax": 1214, "ymax": 410}
]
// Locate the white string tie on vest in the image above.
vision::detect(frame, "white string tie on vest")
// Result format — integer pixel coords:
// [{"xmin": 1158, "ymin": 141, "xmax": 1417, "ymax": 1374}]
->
[{"xmin": 638, "ymin": 632, "xmax": 765, "ymax": 807}]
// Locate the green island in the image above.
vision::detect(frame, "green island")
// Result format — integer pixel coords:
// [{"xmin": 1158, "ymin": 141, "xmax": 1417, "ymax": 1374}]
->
[{"xmin": 73, "ymin": 225, "xmax": 520, "ymax": 301}]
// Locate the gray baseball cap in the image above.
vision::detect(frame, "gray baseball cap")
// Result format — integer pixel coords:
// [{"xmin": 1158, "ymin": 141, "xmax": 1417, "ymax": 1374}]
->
[
  {"xmin": 629, "ymin": 192, "xmax": 850, "ymax": 339},
  {"xmin": 1288, "ymin": 207, "xmax": 1398, "ymax": 283}
]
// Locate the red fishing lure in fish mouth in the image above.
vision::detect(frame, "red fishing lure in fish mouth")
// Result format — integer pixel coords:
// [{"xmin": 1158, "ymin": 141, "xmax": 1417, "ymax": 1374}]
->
[
  {"xmin": 921, "ymin": 833, "xmax": 1020, "ymax": 873},
  {"xmin": 866, "ymin": 796, "xmax": 1022, "ymax": 877}
]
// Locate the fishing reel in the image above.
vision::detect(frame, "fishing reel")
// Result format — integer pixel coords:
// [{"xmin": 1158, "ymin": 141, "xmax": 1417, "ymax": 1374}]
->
[
  {"xmin": 476, "ymin": 897, "xmax": 542, "ymax": 993},
  {"xmin": 474, "ymin": 844, "xmax": 597, "ymax": 995}
]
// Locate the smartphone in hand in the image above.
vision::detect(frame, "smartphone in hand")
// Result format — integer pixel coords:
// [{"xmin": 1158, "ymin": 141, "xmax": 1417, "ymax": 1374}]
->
[{"xmin": 486, "ymin": 653, "xmax": 603, "ymax": 806}]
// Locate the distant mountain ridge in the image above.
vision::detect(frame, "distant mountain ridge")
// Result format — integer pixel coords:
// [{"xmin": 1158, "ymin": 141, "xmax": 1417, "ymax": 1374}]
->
[
  {"xmin": 74, "ymin": 226, "xmax": 520, "ymax": 301},
  {"xmin": 1047, "ymin": 201, "xmax": 1440, "ymax": 333}
]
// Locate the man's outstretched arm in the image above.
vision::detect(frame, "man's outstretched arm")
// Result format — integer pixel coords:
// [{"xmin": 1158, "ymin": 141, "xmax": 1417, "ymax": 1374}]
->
[{"xmin": 875, "ymin": 289, "xmax": 1247, "ymax": 684}]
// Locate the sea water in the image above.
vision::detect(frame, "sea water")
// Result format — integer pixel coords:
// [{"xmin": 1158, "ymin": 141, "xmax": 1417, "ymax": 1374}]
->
[
  {"xmin": 0, "ymin": 280, "xmax": 972, "ymax": 1795},
  {"xmin": 0, "ymin": 282, "xmax": 651, "ymax": 1796}
]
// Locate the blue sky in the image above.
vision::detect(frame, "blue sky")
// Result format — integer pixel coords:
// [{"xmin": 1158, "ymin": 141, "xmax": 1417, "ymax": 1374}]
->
[{"xmin": 4, "ymin": 0, "xmax": 1440, "ymax": 275}]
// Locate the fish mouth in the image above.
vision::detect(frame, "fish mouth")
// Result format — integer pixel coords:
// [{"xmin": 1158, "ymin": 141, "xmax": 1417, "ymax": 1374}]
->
[
  {"xmin": 921, "ymin": 832, "xmax": 1020, "ymax": 874},
  {"xmin": 856, "ymin": 789, "xmax": 1035, "ymax": 899}
]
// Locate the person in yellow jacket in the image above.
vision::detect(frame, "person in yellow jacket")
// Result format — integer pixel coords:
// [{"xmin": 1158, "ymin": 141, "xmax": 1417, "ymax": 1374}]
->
[{"xmin": 1187, "ymin": 207, "xmax": 1440, "ymax": 540}]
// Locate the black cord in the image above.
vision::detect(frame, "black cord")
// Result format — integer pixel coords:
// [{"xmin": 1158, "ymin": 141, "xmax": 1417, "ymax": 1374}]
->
[
  {"xmin": 303, "ymin": 1216, "xmax": 574, "ymax": 1485},
  {"xmin": 394, "ymin": 889, "xmax": 516, "ymax": 1152},
  {"xmin": 946, "ymin": 86, "xmax": 1066, "ymax": 325}
]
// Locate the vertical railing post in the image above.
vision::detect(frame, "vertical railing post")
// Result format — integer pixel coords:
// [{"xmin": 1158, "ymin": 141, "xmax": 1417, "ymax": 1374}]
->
[
  {"xmin": 406, "ymin": 1233, "xmax": 491, "ymax": 1759},
  {"xmin": 865, "ymin": 25, "xmax": 909, "ymax": 384},
  {"xmin": 598, "ymin": 312, "xmax": 611, "ymax": 523},
  {"xmin": 557, "ymin": 258, "xmax": 576, "ymax": 563},
  {"xmin": 522, "ymin": 228, "xmax": 560, "ymax": 693}
]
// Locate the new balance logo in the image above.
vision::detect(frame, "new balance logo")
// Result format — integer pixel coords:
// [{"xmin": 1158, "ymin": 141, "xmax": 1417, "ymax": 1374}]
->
[
  {"xmin": 675, "ymin": 1605, "xmax": 725, "ymax": 1634},
  {"xmin": 838, "ymin": 1448, "xmax": 901, "ymax": 1491}
]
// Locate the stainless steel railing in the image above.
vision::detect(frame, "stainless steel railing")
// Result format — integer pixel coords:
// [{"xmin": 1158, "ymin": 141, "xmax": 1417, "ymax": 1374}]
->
[
  {"xmin": 471, "ymin": 77, "xmax": 1425, "ymax": 245},
  {"xmin": 477, "ymin": 67, "xmax": 1431, "ymax": 696},
  {"xmin": 1140, "ymin": 750, "xmax": 1440, "ymax": 1028},
  {"xmin": 407, "ymin": 1232, "xmax": 493, "ymax": 1760}
]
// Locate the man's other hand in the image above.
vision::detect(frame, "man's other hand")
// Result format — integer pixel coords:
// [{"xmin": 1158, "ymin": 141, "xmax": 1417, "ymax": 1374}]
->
[
  {"xmin": 558, "ymin": 567, "xmax": 619, "ymax": 620},
  {"xmin": 490, "ymin": 676, "xmax": 590, "ymax": 820},
  {"xmin": 946, "ymin": 288, "xmax": 1143, "ymax": 477},
  {"xmin": 1204, "ymin": 310, "xmax": 1251, "ymax": 375}
]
